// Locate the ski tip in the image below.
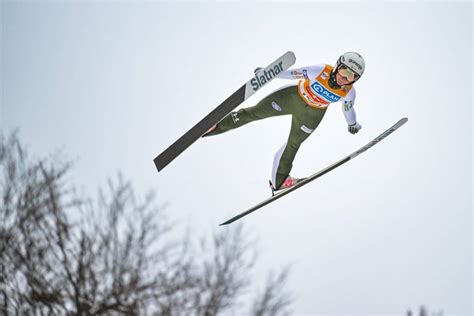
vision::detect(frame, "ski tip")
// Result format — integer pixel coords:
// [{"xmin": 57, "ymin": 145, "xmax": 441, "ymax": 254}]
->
[
  {"xmin": 396, "ymin": 117, "xmax": 408, "ymax": 127},
  {"xmin": 285, "ymin": 51, "xmax": 296, "ymax": 63}
]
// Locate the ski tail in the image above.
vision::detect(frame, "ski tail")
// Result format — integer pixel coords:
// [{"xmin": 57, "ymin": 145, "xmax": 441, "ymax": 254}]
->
[
  {"xmin": 153, "ymin": 51, "xmax": 296, "ymax": 173},
  {"xmin": 153, "ymin": 86, "xmax": 246, "ymax": 172}
]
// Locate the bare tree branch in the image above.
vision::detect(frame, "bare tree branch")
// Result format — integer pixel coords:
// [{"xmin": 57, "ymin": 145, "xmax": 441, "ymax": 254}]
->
[
  {"xmin": 251, "ymin": 267, "xmax": 293, "ymax": 316},
  {"xmin": 1, "ymin": 131, "xmax": 294, "ymax": 315}
]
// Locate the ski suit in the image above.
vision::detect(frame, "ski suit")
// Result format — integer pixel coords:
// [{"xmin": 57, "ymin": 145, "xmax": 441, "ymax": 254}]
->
[{"xmin": 204, "ymin": 64, "xmax": 359, "ymax": 189}]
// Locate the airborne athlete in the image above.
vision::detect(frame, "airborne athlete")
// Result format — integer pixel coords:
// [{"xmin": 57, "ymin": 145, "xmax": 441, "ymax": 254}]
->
[{"xmin": 203, "ymin": 52, "xmax": 366, "ymax": 192}]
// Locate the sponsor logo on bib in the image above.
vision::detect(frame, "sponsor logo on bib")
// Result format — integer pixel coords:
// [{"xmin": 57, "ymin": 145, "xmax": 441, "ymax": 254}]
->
[{"xmin": 311, "ymin": 82, "xmax": 341, "ymax": 102}]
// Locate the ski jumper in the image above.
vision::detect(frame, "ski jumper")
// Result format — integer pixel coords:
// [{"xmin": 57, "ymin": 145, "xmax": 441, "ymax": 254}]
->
[{"xmin": 204, "ymin": 64, "xmax": 359, "ymax": 189}]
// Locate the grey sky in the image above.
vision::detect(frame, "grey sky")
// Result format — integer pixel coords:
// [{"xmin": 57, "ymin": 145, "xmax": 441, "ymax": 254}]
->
[{"xmin": 2, "ymin": 1, "xmax": 472, "ymax": 315}]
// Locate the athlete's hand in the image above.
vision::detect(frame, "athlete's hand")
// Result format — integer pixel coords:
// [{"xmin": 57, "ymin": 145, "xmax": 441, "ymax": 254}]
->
[{"xmin": 348, "ymin": 123, "xmax": 362, "ymax": 134}]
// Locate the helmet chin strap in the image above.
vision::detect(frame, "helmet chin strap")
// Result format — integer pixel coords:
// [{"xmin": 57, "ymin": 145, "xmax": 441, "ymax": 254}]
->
[{"xmin": 328, "ymin": 71, "xmax": 341, "ymax": 89}]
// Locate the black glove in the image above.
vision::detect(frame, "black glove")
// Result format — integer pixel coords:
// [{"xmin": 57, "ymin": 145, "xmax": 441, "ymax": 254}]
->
[{"xmin": 348, "ymin": 123, "xmax": 362, "ymax": 134}]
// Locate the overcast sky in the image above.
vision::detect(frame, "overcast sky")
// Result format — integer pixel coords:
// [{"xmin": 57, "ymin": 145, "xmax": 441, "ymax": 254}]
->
[{"xmin": 2, "ymin": 1, "xmax": 472, "ymax": 315}]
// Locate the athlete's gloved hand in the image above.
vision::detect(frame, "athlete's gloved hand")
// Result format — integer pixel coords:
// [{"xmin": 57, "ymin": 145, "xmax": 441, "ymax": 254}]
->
[
  {"xmin": 254, "ymin": 67, "xmax": 263, "ymax": 74},
  {"xmin": 348, "ymin": 123, "xmax": 362, "ymax": 134}
]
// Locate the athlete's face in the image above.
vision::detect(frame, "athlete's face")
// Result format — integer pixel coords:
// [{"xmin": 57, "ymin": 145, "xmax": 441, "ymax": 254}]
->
[
  {"xmin": 336, "ymin": 71, "xmax": 351, "ymax": 85},
  {"xmin": 336, "ymin": 66, "xmax": 359, "ymax": 85}
]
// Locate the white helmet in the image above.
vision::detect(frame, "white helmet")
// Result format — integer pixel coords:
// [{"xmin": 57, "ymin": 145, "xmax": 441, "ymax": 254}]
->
[{"xmin": 336, "ymin": 52, "xmax": 365, "ymax": 79}]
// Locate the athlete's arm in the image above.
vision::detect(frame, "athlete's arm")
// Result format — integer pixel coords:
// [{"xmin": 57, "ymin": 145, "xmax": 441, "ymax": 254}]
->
[
  {"xmin": 341, "ymin": 88, "xmax": 362, "ymax": 134},
  {"xmin": 277, "ymin": 64, "xmax": 325, "ymax": 80}
]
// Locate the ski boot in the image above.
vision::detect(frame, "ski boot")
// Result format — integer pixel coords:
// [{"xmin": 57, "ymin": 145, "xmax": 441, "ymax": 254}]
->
[
  {"xmin": 269, "ymin": 175, "xmax": 304, "ymax": 196},
  {"xmin": 202, "ymin": 124, "xmax": 217, "ymax": 137}
]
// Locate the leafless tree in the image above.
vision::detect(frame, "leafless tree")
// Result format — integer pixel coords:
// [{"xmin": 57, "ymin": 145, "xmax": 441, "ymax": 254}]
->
[
  {"xmin": 251, "ymin": 268, "xmax": 292, "ymax": 316},
  {"xmin": 0, "ymin": 132, "xmax": 292, "ymax": 315}
]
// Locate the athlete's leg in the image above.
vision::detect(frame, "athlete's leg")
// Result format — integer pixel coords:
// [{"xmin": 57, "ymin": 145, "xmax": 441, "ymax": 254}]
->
[
  {"xmin": 203, "ymin": 86, "xmax": 296, "ymax": 137},
  {"xmin": 272, "ymin": 106, "xmax": 327, "ymax": 188}
]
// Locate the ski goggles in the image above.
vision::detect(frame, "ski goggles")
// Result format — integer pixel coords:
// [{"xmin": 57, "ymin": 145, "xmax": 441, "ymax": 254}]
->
[{"xmin": 338, "ymin": 65, "xmax": 360, "ymax": 82}]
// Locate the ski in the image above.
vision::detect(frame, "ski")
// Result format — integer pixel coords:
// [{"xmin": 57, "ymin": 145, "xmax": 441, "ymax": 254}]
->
[
  {"xmin": 219, "ymin": 117, "xmax": 408, "ymax": 226},
  {"xmin": 153, "ymin": 51, "xmax": 297, "ymax": 173}
]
